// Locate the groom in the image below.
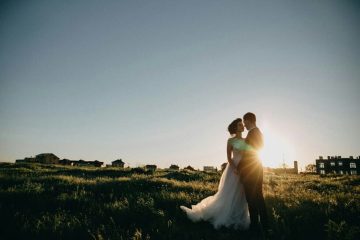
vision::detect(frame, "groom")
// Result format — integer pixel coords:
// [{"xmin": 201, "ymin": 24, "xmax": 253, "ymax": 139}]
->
[{"xmin": 237, "ymin": 112, "xmax": 268, "ymax": 231}]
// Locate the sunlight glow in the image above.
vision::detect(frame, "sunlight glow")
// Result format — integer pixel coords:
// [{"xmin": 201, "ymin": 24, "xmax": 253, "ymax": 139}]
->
[{"xmin": 259, "ymin": 126, "xmax": 296, "ymax": 168}]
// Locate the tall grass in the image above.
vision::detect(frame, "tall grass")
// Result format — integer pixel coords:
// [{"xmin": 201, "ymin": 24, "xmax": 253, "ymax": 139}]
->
[{"xmin": 0, "ymin": 163, "xmax": 359, "ymax": 239}]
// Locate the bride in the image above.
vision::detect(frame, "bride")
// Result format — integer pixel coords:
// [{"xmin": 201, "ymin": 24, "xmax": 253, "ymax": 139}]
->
[{"xmin": 180, "ymin": 118, "xmax": 250, "ymax": 230}]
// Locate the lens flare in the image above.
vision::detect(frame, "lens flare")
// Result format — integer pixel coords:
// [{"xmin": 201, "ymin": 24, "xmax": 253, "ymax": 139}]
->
[{"xmin": 259, "ymin": 128, "xmax": 296, "ymax": 168}]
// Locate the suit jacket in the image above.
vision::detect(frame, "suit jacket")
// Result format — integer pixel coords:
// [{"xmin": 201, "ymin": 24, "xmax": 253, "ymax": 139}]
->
[{"xmin": 238, "ymin": 127, "xmax": 263, "ymax": 180}]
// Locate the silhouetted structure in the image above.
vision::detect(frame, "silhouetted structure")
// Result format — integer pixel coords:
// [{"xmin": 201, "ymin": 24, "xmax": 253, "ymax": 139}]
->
[
  {"xmin": 72, "ymin": 159, "xmax": 103, "ymax": 167},
  {"xmin": 36, "ymin": 153, "xmax": 60, "ymax": 164},
  {"xmin": 184, "ymin": 165, "xmax": 195, "ymax": 171},
  {"xmin": 16, "ymin": 153, "xmax": 103, "ymax": 167},
  {"xmin": 203, "ymin": 166, "xmax": 217, "ymax": 172},
  {"xmin": 316, "ymin": 156, "xmax": 360, "ymax": 175},
  {"xmin": 16, "ymin": 157, "xmax": 35, "ymax": 163},
  {"xmin": 16, "ymin": 153, "xmax": 59, "ymax": 164},
  {"xmin": 145, "ymin": 165, "xmax": 157, "ymax": 171},
  {"xmin": 169, "ymin": 164, "xmax": 180, "ymax": 171},
  {"xmin": 112, "ymin": 159, "xmax": 125, "ymax": 168},
  {"xmin": 59, "ymin": 159, "xmax": 75, "ymax": 166}
]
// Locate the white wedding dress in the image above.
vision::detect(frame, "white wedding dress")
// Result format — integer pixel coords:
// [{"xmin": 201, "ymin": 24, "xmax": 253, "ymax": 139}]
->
[{"xmin": 180, "ymin": 138, "xmax": 250, "ymax": 230}]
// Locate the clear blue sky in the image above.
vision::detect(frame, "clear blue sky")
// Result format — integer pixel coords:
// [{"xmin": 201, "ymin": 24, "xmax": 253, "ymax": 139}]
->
[{"xmin": 1, "ymin": 0, "xmax": 359, "ymax": 170}]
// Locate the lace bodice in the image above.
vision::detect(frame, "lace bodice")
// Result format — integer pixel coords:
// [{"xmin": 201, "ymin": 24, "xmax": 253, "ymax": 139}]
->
[
  {"xmin": 229, "ymin": 138, "xmax": 251, "ymax": 151},
  {"xmin": 229, "ymin": 138, "xmax": 252, "ymax": 166}
]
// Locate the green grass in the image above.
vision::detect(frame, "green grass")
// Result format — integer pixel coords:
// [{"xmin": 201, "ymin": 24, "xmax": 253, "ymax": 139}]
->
[{"xmin": 0, "ymin": 163, "xmax": 359, "ymax": 240}]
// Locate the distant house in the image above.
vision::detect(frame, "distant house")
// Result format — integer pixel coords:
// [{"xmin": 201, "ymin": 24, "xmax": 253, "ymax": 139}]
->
[
  {"xmin": 112, "ymin": 159, "xmax": 125, "ymax": 168},
  {"xmin": 16, "ymin": 157, "xmax": 36, "ymax": 163},
  {"xmin": 73, "ymin": 159, "xmax": 103, "ymax": 167},
  {"xmin": 35, "ymin": 153, "xmax": 60, "ymax": 164},
  {"xmin": 221, "ymin": 163, "xmax": 227, "ymax": 172},
  {"xmin": 203, "ymin": 166, "xmax": 217, "ymax": 172},
  {"xmin": 316, "ymin": 156, "xmax": 360, "ymax": 175},
  {"xmin": 169, "ymin": 164, "xmax": 180, "ymax": 171},
  {"xmin": 15, "ymin": 153, "xmax": 60, "ymax": 164},
  {"xmin": 92, "ymin": 160, "xmax": 103, "ymax": 167},
  {"xmin": 16, "ymin": 154, "xmax": 59, "ymax": 164},
  {"xmin": 184, "ymin": 165, "xmax": 195, "ymax": 171},
  {"xmin": 24, "ymin": 157, "xmax": 36, "ymax": 163},
  {"xmin": 16, "ymin": 154, "xmax": 106, "ymax": 167},
  {"xmin": 145, "ymin": 165, "xmax": 157, "ymax": 171},
  {"xmin": 73, "ymin": 160, "xmax": 87, "ymax": 167},
  {"xmin": 59, "ymin": 159, "xmax": 74, "ymax": 166},
  {"xmin": 15, "ymin": 159, "xmax": 26, "ymax": 163}
]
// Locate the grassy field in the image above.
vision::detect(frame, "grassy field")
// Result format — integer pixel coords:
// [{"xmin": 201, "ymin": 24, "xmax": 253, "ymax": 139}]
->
[{"xmin": 0, "ymin": 163, "xmax": 359, "ymax": 240}]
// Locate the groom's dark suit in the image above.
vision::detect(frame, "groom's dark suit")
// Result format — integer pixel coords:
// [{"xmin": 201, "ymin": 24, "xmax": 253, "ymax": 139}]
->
[{"xmin": 238, "ymin": 127, "xmax": 268, "ymax": 229}]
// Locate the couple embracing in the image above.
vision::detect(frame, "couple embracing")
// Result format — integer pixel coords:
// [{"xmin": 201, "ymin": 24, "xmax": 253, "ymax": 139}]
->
[{"xmin": 180, "ymin": 112, "xmax": 268, "ymax": 233}]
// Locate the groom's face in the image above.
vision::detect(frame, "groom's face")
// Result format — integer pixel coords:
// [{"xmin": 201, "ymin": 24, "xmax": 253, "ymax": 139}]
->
[{"xmin": 243, "ymin": 120, "xmax": 250, "ymax": 130}]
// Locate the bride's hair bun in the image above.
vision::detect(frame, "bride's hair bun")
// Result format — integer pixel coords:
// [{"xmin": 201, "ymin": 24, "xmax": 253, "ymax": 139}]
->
[{"xmin": 228, "ymin": 118, "xmax": 242, "ymax": 135}]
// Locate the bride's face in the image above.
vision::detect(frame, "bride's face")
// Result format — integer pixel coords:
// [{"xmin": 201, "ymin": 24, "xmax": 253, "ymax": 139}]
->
[{"xmin": 236, "ymin": 122, "xmax": 244, "ymax": 133}]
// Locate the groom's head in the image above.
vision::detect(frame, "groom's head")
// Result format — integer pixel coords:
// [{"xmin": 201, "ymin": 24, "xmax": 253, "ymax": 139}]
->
[{"xmin": 243, "ymin": 112, "xmax": 256, "ymax": 130}]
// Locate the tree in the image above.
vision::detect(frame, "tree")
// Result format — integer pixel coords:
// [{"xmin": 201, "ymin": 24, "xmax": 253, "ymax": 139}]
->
[{"xmin": 305, "ymin": 164, "xmax": 316, "ymax": 173}]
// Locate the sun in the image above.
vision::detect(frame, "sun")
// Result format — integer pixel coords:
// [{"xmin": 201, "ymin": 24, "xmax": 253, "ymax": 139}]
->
[{"xmin": 259, "ymin": 128, "xmax": 296, "ymax": 168}]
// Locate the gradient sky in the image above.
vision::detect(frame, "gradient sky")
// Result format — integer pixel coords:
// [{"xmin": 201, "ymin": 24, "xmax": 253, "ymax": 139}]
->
[{"xmin": 1, "ymin": 0, "xmax": 359, "ymax": 170}]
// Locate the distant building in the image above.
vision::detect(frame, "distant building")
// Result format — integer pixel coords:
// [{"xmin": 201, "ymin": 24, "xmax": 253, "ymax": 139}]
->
[
  {"xmin": 169, "ymin": 164, "xmax": 180, "ymax": 171},
  {"xmin": 92, "ymin": 160, "xmax": 103, "ymax": 167},
  {"xmin": 112, "ymin": 159, "xmax": 125, "ymax": 168},
  {"xmin": 145, "ymin": 165, "xmax": 157, "ymax": 171},
  {"xmin": 73, "ymin": 159, "xmax": 103, "ymax": 167},
  {"xmin": 15, "ymin": 153, "xmax": 106, "ymax": 167},
  {"xmin": 35, "ymin": 153, "xmax": 60, "ymax": 164},
  {"xmin": 184, "ymin": 165, "xmax": 195, "ymax": 171},
  {"xmin": 73, "ymin": 160, "xmax": 87, "ymax": 167},
  {"xmin": 203, "ymin": 166, "xmax": 217, "ymax": 172},
  {"xmin": 24, "ymin": 157, "xmax": 36, "ymax": 163},
  {"xmin": 16, "ymin": 154, "xmax": 59, "ymax": 164},
  {"xmin": 316, "ymin": 156, "xmax": 360, "ymax": 175},
  {"xmin": 59, "ymin": 159, "xmax": 75, "ymax": 166},
  {"xmin": 16, "ymin": 157, "xmax": 36, "ymax": 163}
]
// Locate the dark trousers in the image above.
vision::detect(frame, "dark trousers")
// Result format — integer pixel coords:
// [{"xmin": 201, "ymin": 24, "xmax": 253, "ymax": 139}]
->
[{"xmin": 242, "ymin": 165, "xmax": 268, "ymax": 229}]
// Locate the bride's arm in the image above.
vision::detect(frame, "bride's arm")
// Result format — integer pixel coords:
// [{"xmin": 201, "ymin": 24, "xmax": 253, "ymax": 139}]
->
[
  {"xmin": 227, "ymin": 139, "xmax": 236, "ymax": 169},
  {"xmin": 236, "ymin": 150, "xmax": 245, "ymax": 169}
]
